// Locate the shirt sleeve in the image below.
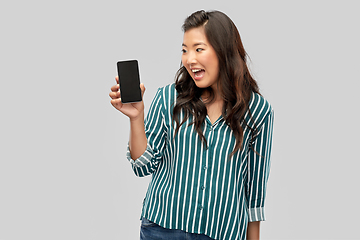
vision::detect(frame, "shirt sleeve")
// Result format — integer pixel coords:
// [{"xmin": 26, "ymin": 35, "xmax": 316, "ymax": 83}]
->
[
  {"xmin": 126, "ymin": 87, "xmax": 167, "ymax": 177},
  {"xmin": 246, "ymin": 109, "xmax": 274, "ymax": 222}
]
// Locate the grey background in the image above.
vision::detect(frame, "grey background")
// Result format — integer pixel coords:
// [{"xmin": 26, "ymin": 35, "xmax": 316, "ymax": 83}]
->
[{"xmin": 1, "ymin": 0, "xmax": 359, "ymax": 239}]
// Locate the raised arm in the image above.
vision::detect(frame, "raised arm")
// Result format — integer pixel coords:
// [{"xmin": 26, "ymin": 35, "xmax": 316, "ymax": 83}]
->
[{"xmin": 109, "ymin": 76, "xmax": 147, "ymax": 159}]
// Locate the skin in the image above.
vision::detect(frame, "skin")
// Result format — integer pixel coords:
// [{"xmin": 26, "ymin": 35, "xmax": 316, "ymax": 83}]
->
[
  {"xmin": 109, "ymin": 77, "xmax": 147, "ymax": 160},
  {"xmin": 181, "ymin": 27, "xmax": 223, "ymax": 124},
  {"xmin": 181, "ymin": 28, "xmax": 219, "ymax": 92},
  {"xmin": 109, "ymin": 26, "xmax": 260, "ymax": 239},
  {"xmin": 247, "ymin": 221, "xmax": 260, "ymax": 240}
]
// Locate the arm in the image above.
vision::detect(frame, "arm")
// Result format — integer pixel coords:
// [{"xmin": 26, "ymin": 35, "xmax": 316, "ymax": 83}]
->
[
  {"xmin": 129, "ymin": 112, "xmax": 147, "ymax": 160},
  {"xmin": 110, "ymin": 78, "xmax": 167, "ymax": 177},
  {"xmin": 109, "ymin": 76, "xmax": 147, "ymax": 159},
  {"xmin": 246, "ymin": 109, "xmax": 274, "ymax": 222},
  {"xmin": 247, "ymin": 221, "xmax": 260, "ymax": 240}
]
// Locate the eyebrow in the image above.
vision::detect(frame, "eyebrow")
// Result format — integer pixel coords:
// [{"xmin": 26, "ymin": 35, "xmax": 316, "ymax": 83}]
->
[{"xmin": 182, "ymin": 42, "xmax": 207, "ymax": 47}]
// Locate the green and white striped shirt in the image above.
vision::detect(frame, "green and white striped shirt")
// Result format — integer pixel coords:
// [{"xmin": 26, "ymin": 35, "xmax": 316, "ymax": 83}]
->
[{"xmin": 127, "ymin": 83, "xmax": 274, "ymax": 240}]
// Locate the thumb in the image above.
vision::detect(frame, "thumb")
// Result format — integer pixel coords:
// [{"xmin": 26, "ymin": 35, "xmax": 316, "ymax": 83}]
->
[{"xmin": 140, "ymin": 83, "xmax": 146, "ymax": 97}]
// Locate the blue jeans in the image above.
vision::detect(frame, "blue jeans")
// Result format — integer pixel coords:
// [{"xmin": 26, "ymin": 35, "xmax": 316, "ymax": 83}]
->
[{"xmin": 140, "ymin": 217, "xmax": 215, "ymax": 240}]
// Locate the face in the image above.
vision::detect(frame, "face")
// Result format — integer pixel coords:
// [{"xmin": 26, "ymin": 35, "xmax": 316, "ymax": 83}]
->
[{"xmin": 182, "ymin": 27, "xmax": 219, "ymax": 91}]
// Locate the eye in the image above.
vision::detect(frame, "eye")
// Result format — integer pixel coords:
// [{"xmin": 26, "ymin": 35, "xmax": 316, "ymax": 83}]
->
[
  {"xmin": 196, "ymin": 48, "xmax": 204, "ymax": 52},
  {"xmin": 182, "ymin": 49, "xmax": 187, "ymax": 53}
]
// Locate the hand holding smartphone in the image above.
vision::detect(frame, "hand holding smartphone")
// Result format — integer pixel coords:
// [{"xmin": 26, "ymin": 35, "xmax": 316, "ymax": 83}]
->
[
  {"xmin": 111, "ymin": 60, "xmax": 147, "ymax": 159},
  {"xmin": 117, "ymin": 60, "xmax": 142, "ymax": 103}
]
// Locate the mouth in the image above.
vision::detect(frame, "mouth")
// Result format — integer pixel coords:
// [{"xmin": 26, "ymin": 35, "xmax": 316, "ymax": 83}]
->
[{"xmin": 191, "ymin": 68, "xmax": 205, "ymax": 80}]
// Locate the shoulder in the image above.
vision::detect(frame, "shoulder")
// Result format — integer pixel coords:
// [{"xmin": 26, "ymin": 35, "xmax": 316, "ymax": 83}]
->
[
  {"xmin": 246, "ymin": 92, "xmax": 274, "ymax": 128},
  {"xmin": 249, "ymin": 92, "xmax": 273, "ymax": 114},
  {"xmin": 156, "ymin": 83, "xmax": 176, "ymax": 96},
  {"xmin": 152, "ymin": 83, "xmax": 176, "ymax": 112}
]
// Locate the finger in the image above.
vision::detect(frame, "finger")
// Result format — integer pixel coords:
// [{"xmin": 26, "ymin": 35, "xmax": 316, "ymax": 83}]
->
[
  {"xmin": 115, "ymin": 76, "xmax": 119, "ymax": 84},
  {"xmin": 111, "ymin": 84, "xmax": 120, "ymax": 92},
  {"xmin": 109, "ymin": 90, "xmax": 120, "ymax": 99},
  {"xmin": 111, "ymin": 98, "xmax": 123, "ymax": 108}
]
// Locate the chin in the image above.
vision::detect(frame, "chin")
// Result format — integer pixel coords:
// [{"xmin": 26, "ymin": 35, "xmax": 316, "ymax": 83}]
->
[
  {"xmin": 193, "ymin": 78, "xmax": 216, "ymax": 90},
  {"xmin": 193, "ymin": 80, "xmax": 208, "ymax": 89}
]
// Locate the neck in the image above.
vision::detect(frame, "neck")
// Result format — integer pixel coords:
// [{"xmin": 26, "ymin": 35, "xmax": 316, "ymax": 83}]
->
[{"xmin": 201, "ymin": 89, "xmax": 223, "ymax": 106}]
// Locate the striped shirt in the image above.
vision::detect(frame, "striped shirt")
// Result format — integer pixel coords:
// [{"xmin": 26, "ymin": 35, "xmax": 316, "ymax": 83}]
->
[{"xmin": 126, "ymin": 83, "xmax": 274, "ymax": 240}]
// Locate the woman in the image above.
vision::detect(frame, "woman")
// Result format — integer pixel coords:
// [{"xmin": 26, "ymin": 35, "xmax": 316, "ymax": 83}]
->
[{"xmin": 110, "ymin": 10, "xmax": 274, "ymax": 240}]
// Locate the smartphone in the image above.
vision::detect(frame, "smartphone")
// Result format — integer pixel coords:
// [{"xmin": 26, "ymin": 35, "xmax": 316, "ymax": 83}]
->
[{"xmin": 117, "ymin": 60, "xmax": 142, "ymax": 103}]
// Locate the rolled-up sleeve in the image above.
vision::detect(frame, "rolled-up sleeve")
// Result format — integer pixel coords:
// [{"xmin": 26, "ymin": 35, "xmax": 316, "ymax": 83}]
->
[
  {"xmin": 246, "ymin": 109, "xmax": 274, "ymax": 222},
  {"xmin": 126, "ymin": 87, "xmax": 167, "ymax": 177}
]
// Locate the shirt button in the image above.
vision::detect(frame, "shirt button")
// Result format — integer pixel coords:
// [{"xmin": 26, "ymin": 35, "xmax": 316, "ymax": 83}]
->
[
  {"xmin": 201, "ymin": 185, "xmax": 206, "ymax": 190},
  {"xmin": 198, "ymin": 205, "xmax": 203, "ymax": 210},
  {"xmin": 203, "ymin": 166, "xmax": 208, "ymax": 170}
]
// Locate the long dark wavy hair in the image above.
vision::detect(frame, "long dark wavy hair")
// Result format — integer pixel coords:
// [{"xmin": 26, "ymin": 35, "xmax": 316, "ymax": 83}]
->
[{"xmin": 173, "ymin": 10, "xmax": 260, "ymax": 156}]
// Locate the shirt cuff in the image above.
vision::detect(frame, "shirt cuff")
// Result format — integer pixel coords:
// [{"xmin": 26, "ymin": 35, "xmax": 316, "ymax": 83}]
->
[
  {"xmin": 126, "ymin": 144, "xmax": 155, "ymax": 168},
  {"xmin": 248, "ymin": 207, "xmax": 266, "ymax": 222}
]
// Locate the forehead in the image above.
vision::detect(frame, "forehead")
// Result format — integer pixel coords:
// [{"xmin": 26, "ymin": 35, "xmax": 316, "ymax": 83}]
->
[{"xmin": 182, "ymin": 27, "xmax": 209, "ymax": 45}]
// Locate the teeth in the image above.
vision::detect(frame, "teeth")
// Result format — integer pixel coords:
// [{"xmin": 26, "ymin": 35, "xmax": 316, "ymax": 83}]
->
[{"xmin": 191, "ymin": 69, "xmax": 202, "ymax": 73}]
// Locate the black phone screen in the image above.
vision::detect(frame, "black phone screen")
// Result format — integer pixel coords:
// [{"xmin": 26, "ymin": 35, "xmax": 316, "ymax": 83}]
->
[{"xmin": 117, "ymin": 60, "xmax": 142, "ymax": 103}]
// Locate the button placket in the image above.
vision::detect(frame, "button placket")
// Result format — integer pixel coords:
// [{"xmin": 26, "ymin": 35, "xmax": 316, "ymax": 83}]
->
[{"xmin": 198, "ymin": 126, "xmax": 208, "ymax": 214}]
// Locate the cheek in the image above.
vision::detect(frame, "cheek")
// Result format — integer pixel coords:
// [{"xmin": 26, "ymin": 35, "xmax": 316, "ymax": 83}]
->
[
  {"xmin": 209, "ymin": 55, "xmax": 219, "ymax": 76},
  {"xmin": 181, "ymin": 55, "xmax": 187, "ymax": 66}
]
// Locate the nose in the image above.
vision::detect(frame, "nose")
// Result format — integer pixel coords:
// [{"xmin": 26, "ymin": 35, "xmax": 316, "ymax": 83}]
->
[{"xmin": 186, "ymin": 51, "xmax": 197, "ymax": 65}]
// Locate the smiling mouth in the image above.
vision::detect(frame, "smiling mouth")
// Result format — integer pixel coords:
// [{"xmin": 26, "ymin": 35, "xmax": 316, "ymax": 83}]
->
[{"xmin": 191, "ymin": 68, "xmax": 205, "ymax": 80}]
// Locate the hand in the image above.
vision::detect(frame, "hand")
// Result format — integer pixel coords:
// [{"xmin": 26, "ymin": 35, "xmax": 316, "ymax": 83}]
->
[{"xmin": 109, "ymin": 76, "xmax": 146, "ymax": 120}]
